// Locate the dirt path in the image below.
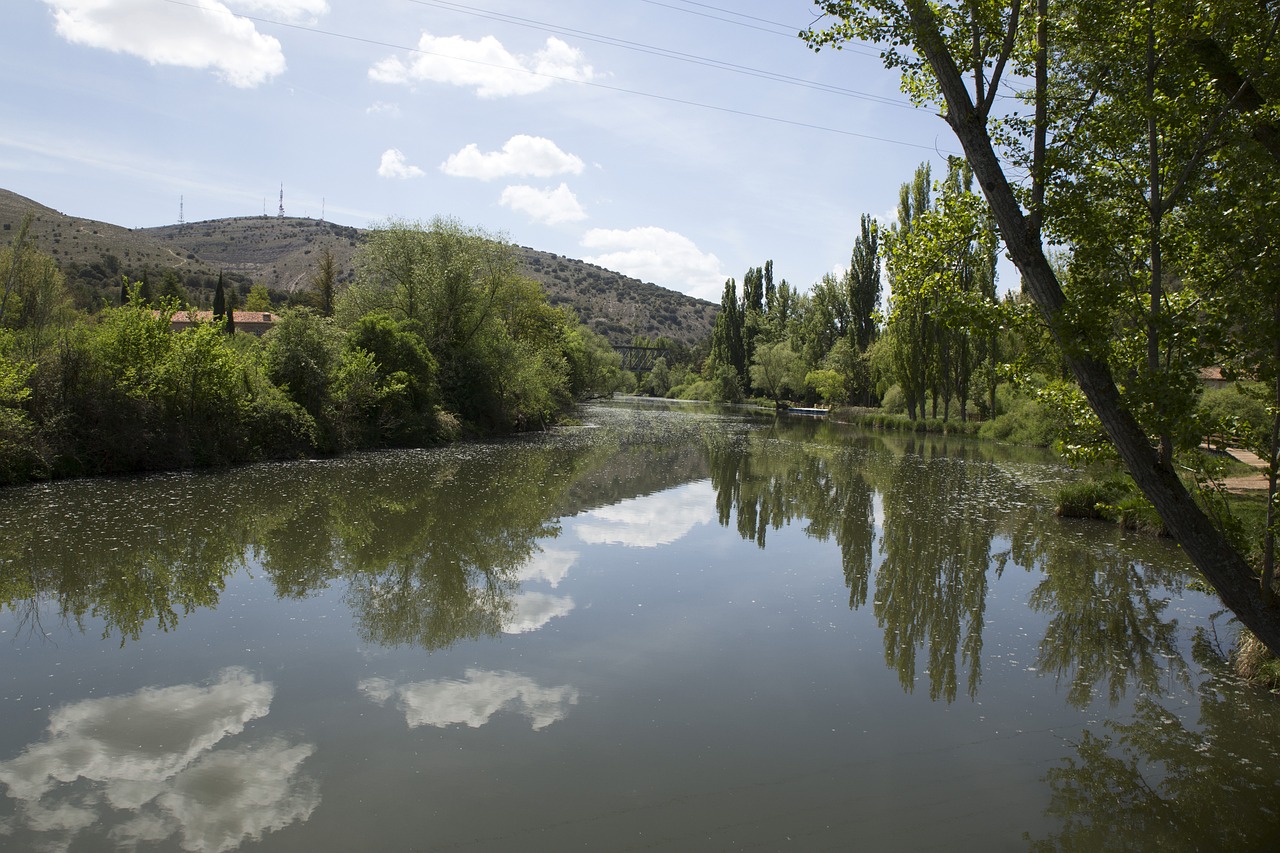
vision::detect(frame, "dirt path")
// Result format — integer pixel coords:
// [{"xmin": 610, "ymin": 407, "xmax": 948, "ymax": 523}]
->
[{"xmin": 1220, "ymin": 447, "xmax": 1272, "ymax": 494}]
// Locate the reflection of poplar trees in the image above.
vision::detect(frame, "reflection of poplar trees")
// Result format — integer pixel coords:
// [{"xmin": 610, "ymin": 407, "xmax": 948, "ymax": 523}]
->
[
  {"xmin": 708, "ymin": 430, "xmax": 805, "ymax": 547},
  {"xmin": 706, "ymin": 426, "xmax": 877, "ymax": 586},
  {"xmin": 1029, "ymin": 640, "xmax": 1280, "ymax": 851},
  {"xmin": 1025, "ymin": 541, "xmax": 1187, "ymax": 707},
  {"xmin": 875, "ymin": 446, "xmax": 1004, "ymax": 702}
]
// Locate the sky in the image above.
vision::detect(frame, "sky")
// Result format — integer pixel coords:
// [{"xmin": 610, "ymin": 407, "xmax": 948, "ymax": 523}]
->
[{"xmin": 0, "ymin": 0, "xmax": 969, "ymax": 303}]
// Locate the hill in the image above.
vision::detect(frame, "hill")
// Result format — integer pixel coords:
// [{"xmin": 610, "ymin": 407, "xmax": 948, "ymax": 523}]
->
[{"xmin": 0, "ymin": 188, "xmax": 716, "ymax": 347}]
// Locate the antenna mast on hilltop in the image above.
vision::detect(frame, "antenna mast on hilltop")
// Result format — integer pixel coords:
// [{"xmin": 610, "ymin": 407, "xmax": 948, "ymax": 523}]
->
[
  {"xmin": 278, "ymin": 184, "xmax": 285, "ymax": 219},
  {"xmin": 179, "ymin": 195, "xmax": 184, "ymax": 226}
]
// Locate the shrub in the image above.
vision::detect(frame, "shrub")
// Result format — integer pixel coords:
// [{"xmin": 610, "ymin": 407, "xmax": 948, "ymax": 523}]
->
[
  {"xmin": 979, "ymin": 385, "xmax": 1057, "ymax": 446},
  {"xmin": 880, "ymin": 384, "xmax": 906, "ymax": 415},
  {"xmin": 1056, "ymin": 473, "xmax": 1131, "ymax": 519},
  {"xmin": 1197, "ymin": 383, "xmax": 1270, "ymax": 449}
]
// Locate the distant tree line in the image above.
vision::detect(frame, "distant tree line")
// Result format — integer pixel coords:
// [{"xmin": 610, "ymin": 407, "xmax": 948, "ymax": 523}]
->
[{"xmin": 0, "ymin": 217, "xmax": 621, "ymax": 485}]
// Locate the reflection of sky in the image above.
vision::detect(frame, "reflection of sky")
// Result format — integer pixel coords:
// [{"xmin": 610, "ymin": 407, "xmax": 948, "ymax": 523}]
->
[
  {"xmin": 503, "ymin": 591, "xmax": 575, "ymax": 634},
  {"xmin": 361, "ymin": 669, "xmax": 579, "ymax": 731},
  {"xmin": 516, "ymin": 547, "xmax": 578, "ymax": 587},
  {"xmin": 573, "ymin": 481, "xmax": 716, "ymax": 547},
  {"xmin": 0, "ymin": 668, "xmax": 318, "ymax": 853}
]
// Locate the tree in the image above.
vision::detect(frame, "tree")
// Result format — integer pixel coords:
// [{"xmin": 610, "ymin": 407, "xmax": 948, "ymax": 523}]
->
[
  {"xmin": 0, "ymin": 242, "xmax": 74, "ymax": 358},
  {"xmin": 805, "ymin": 0, "xmax": 1280, "ymax": 652},
  {"xmin": 212, "ymin": 272, "xmax": 226, "ymax": 322},
  {"xmin": 159, "ymin": 270, "xmax": 186, "ymax": 306},
  {"xmin": 262, "ymin": 308, "xmax": 341, "ymax": 446},
  {"xmin": 750, "ymin": 340, "xmax": 803, "ymax": 403},
  {"xmin": 311, "ymin": 247, "xmax": 337, "ymax": 317},
  {"xmin": 848, "ymin": 213, "xmax": 881, "ymax": 353},
  {"xmin": 0, "ymin": 214, "xmax": 33, "ymax": 328},
  {"xmin": 137, "ymin": 271, "xmax": 154, "ymax": 306},
  {"xmin": 646, "ymin": 356, "xmax": 671, "ymax": 397},
  {"xmin": 225, "ymin": 287, "xmax": 237, "ymax": 335},
  {"xmin": 244, "ymin": 284, "xmax": 273, "ymax": 312},
  {"xmin": 348, "ymin": 218, "xmax": 584, "ymax": 432},
  {"xmin": 709, "ymin": 278, "xmax": 746, "ymax": 382},
  {"xmin": 883, "ymin": 163, "xmax": 934, "ymax": 420},
  {"xmin": 885, "ymin": 158, "xmax": 1001, "ymax": 422}
]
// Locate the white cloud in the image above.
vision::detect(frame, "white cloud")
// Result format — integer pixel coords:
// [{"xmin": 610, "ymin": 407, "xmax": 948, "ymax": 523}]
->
[
  {"xmin": 500, "ymin": 183, "xmax": 587, "ymax": 225},
  {"xmin": 574, "ymin": 481, "xmax": 717, "ymax": 548},
  {"xmin": 361, "ymin": 669, "xmax": 579, "ymax": 731},
  {"xmin": 0, "ymin": 669, "xmax": 318, "ymax": 852},
  {"xmin": 581, "ymin": 227, "xmax": 727, "ymax": 301},
  {"xmin": 365, "ymin": 100, "xmax": 402, "ymax": 118},
  {"xmin": 226, "ymin": 0, "xmax": 328, "ymax": 23},
  {"xmin": 43, "ymin": 0, "xmax": 287, "ymax": 88},
  {"xmin": 377, "ymin": 148, "xmax": 424, "ymax": 179},
  {"xmin": 503, "ymin": 591, "xmax": 576, "ymax": 634},
  {"xmin": 369, "ymin": 32, "xmax": 593, "ymax": 98},
  {"xmin": 441, "ymin": 135, "xmax": 584, "ymax": 181}
]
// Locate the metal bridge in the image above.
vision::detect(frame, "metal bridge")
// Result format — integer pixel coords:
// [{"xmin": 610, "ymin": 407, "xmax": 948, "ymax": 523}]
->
[{"xmin": 615, "ymin": 345, "xmax": 669, "ymax": 372}]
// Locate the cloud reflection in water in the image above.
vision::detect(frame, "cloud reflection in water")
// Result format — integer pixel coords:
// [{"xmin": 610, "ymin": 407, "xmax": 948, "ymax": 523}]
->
[
  {"xmin": 573, "ymin": 481, "xmax": 715, "ymax": 547},
  {"xmin": 361, "ymin": 669, "xmax": 579, "ymax": 731},
  {"xmin": 503, "ymin": 591, "xmax": 575, "ymax": 634},
  {"xmin": 0, "ymin": 668, "xmax": 318, "ymax": 853}
]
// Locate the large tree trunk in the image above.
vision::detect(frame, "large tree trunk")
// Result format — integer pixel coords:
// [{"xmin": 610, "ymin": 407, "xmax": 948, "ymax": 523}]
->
[{"xmin": 904, "ymin": 0, "xmax": 1280, "ymax": 654}]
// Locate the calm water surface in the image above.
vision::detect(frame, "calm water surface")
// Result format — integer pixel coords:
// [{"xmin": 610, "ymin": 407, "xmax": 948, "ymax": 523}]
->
[{"xmin": 1, "ymin": 400, "xmax": 1278, "ymax": 852}]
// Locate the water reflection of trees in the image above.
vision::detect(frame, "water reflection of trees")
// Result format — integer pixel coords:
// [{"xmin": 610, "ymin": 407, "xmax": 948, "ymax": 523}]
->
[
  {"xmin": 709, "ymin": 425, "xmax": 1197, "ymax": 706},
  {"xmin": 0, "ymin": 410, "xmax": 712, "ymax": 651},
  {"xmin": 1020, "ymin": 535, "xmax": 1188, "ymax": 707},
  {"xmin": 0, "ymin": 477, "xmax": 244, "ymax": 643},
  {"xmin": 875, "ymin": 448, "xmax": 1006, "ymax": 701},
  {"xmin": 1028, "ymin": 637, "xmax": 1280, "ymax": 851}
]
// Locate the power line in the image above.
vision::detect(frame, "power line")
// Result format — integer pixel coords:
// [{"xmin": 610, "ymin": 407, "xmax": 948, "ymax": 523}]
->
[
  {"xmin": 636, "ymin": 0, "xmax": 887, "ymax": 58},
  {"xmin": 644, "ymin": 0, "xmax": 802, "ymax": 32},
  {"xmin": 160, "ymin": 0, "xmax": 940, "ymax": 153},
  {"xmin": 406, "ymin": 0, "xmax": 913, "ymax": 109}
]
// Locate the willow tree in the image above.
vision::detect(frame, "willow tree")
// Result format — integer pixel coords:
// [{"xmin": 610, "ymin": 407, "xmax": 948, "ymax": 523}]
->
[{"xmin": 805, "ymin": 0, "xmax": 1280, "ymax": 652}]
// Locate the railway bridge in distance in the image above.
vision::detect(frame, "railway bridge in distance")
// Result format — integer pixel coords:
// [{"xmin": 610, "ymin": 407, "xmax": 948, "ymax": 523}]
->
[{"xmin": 614, "ymin": 345, "xmax": 669, "ymax": 372}]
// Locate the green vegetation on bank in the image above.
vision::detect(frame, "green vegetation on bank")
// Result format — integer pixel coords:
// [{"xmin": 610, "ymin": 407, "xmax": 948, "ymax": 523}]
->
[{"xmin": 0, "ymin": 217, "xmax": 621, "ymax": 485}]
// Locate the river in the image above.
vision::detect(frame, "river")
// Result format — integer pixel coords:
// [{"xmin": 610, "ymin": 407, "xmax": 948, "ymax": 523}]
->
[{"xmin": 0, "ymin": 399, "xmax": 1277, "ymax": 851}]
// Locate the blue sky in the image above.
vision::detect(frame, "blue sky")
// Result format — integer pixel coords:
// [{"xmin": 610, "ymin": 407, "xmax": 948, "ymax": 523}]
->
[{"xmin": 1, "ymin": 0, "xmax": 965, "ymax": 302}]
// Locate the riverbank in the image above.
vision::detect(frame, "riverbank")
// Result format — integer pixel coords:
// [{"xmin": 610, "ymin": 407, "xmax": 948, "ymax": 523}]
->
[{"xmin": 827, "ymin": 406, "xmax": 985, "ymax": 436}]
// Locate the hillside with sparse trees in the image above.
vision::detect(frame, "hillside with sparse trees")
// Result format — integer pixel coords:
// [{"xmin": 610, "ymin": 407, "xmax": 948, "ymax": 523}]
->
[{"xmin": 0, "ymin": 188, "xmax": 716, "ymax": 346}]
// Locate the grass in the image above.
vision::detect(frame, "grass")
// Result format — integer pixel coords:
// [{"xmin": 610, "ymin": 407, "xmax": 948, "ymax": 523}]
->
[
  {"xmin": 829, "ymin": 407, "xmax": 984, "ymax": 436},
  {"xmin": 1235, "ymin": 631, "xmax": 1280, "ymax": 691}
]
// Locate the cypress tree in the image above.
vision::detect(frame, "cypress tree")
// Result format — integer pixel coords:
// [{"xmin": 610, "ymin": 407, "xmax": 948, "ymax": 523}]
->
[{"xmin": 213, "ymin": 272, "xmax": 226, "ymax": 321}]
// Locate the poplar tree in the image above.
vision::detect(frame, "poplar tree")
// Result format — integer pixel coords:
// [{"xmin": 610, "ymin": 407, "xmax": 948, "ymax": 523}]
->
[{"xmin": 848, "ymin": 213, "xmax": 881, "ymax": 353}]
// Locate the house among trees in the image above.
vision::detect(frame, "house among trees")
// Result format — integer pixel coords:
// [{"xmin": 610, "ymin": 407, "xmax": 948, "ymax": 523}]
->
[
  {"xmin": 1198, "ymin": 366, "xmax": 1232, "ymax": 391},
  {"xmin": 160, "ymin": 309, "xmax": 277, "ymax": 336}
]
